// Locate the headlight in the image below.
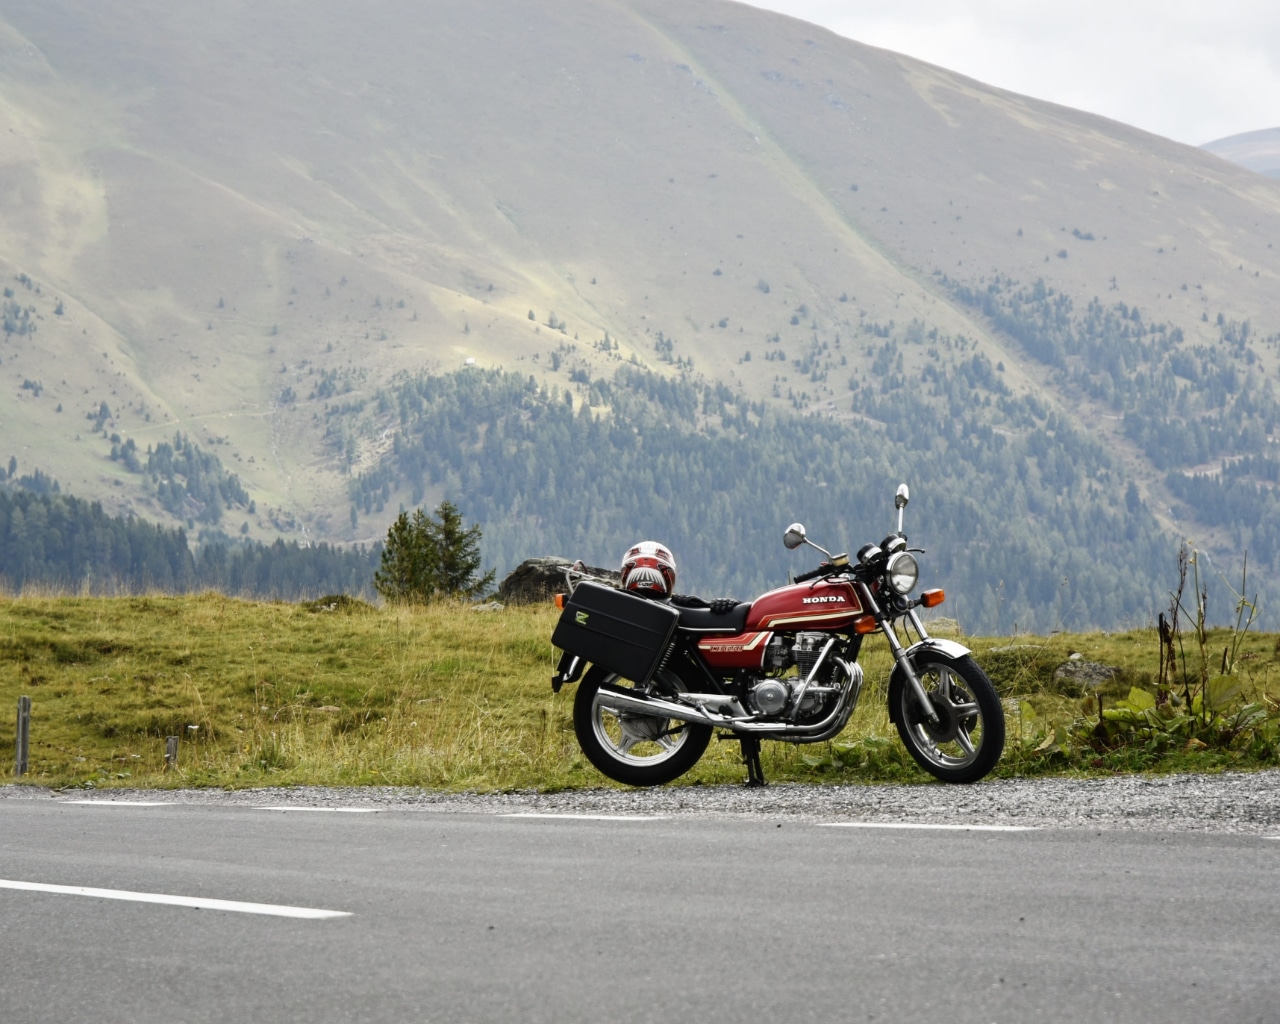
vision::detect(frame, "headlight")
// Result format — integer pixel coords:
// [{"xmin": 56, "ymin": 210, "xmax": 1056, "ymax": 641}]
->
[{"xmin": 885, "ymin": 551, "xmax": 919, "ymax": 595}]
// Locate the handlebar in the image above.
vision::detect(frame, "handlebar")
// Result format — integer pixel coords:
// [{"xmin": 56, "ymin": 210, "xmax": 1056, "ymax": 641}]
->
[{"xmin": 793, "ymin": 564, "xmax": 830, "ymax": 584}]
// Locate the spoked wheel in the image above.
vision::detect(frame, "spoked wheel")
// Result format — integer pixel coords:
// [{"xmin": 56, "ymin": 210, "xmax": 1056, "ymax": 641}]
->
[
  {"xmin": 572, "ymin": 667, "xmax": 711, "ymax": 787},
  {"xmin": 891, "ymin": 651, "xmax": 1004, "ymax": 783}
]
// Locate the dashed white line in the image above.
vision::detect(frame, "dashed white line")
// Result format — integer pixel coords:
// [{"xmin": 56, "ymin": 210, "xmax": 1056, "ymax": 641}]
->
[
  {"xmin": 819, "ymin": 822, "xmax": 1037, "ymax": 832},
  {"xmin": 254, "ymin": 806, "xmax": 381, "ymax": 813},
  {"xmin": 0, "ymin": 879, "xmax": 351, "ymax": 919},
  {"xmin": 63, "ymin": 801, "xmax": 171, "ymax": 807},
  {"xmin": 500, "ymin": 813, "xmax": 669, "ymax": 821}
]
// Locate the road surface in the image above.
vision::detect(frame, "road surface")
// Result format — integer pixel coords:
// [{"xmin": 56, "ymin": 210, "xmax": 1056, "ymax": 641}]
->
[{"xmin": 1, "ymin": 791, "xmax": 1277, "ymax": 1022}]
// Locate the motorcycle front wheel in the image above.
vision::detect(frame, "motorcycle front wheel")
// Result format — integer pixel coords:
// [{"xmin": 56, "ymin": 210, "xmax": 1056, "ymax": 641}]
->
[
  {"xmin": 890, "ymin": 651, "xmax": 1004, "ymax": 783},
  {"xmin": 573, "ymin": 666, "xmax": 712, "ymax": 787}
]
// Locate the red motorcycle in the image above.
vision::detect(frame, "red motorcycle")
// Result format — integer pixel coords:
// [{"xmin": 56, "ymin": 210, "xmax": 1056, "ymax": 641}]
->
[{"xmin": 551, "ymin": 484, "xmax": 1005, "ymax": 786}]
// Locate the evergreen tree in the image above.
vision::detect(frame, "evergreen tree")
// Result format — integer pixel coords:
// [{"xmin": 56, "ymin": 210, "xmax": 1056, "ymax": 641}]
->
[
  {"xmin": 374, "ymin": 501, "xmax": 493, "ymax": 602},
  {"xmin": 374, "ymin": 508, "xmax": 438, "ymax": 602},
  {"xmin": 432, "ymin": 500, "xmax": 495, "ymax": 598}
]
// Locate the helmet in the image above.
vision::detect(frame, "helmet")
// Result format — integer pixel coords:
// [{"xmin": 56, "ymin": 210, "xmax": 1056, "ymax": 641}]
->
[{"xmin": 620, "ymin": 541, "xmax": 677, "ymax": 597}]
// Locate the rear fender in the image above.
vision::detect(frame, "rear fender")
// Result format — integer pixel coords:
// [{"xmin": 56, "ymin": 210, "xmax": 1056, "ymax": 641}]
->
[
  {"xmin": 886, "ymin": 637, "xmax": 972, "ymax": 724},
  {"xmin": 551, "ymin": 651, "xmax": 585, "ymax": 692}
]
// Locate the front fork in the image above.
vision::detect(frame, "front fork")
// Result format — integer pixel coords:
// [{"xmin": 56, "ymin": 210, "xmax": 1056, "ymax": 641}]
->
[{"xmin": 857, "ymin": 585, "xmax": 941, "ymax": 725}]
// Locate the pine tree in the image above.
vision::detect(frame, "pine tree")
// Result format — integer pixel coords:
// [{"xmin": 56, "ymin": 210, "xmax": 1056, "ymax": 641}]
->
[
  {"xmin": 374, "ymin": 508, "xmax": 438, "ymax": 602},
  {"xmin": 373, "ymin": 502, "xmax": 493, "ymax": 602},
  {"xmin": 431, "ymin": 500, "xmax": 495, "ymax": 598}
]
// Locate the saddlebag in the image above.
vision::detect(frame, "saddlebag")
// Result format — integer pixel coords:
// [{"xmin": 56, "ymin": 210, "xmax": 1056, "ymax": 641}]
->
[{"xmin": 551, "ymin": 581, "xmax": 679, "ymax": 686}]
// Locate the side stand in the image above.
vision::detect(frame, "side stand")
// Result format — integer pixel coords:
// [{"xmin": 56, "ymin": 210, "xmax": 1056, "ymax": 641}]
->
[{"xmin": 739, "ymin": 735, "xmax": 766, "ymax": 788}]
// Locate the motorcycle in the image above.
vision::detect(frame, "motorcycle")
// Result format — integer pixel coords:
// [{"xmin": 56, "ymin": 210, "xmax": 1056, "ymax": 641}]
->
[{"xmin": 550, "ymin": 483, "xmax": 1005, "ymax": 787}]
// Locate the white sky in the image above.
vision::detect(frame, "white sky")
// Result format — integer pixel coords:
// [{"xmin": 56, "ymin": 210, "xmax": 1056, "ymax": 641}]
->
[{"xmin": 745, "ymin": 0, "xmax": 1280, "ymax": 146}]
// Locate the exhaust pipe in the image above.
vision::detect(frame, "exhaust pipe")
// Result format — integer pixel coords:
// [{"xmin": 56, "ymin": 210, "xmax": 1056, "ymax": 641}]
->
[
  {"xmin": 594, "ymin": 686, "xmax": 727, "ymax": 727},
  {"xmin": 593, "ymin": 672, "xmax": 861, "ymax": 737}
]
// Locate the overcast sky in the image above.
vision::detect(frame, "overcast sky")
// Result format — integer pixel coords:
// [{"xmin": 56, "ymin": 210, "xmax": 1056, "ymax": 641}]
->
[{"xmin": 745, "ymin": 1, "xmax": 1280, "ymax": 146}]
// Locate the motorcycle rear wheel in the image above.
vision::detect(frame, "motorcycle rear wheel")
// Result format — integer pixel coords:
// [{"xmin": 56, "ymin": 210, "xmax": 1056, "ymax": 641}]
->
[
  {"xmin": 890, "ymin": 652, "xmax": 1004, "ymax": 783},
  {"xmin": 573, "ymin": 667, "xmax": 712, "ymax": 787}
]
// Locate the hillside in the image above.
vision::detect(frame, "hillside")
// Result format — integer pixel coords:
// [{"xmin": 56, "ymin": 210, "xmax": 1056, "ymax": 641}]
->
[
  {"xmin": 1, "ymin": 0, "xmax": 1280, "ymax": 627},
  {"xmin": 1203, "ymin": 128, "xmax": 1280, "ymax": 179}
]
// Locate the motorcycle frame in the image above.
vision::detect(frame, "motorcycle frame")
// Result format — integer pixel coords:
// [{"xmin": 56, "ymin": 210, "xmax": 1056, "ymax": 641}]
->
[{"xmin": 555, "ymin": 561, "xmax": 965, "ymax": 738}]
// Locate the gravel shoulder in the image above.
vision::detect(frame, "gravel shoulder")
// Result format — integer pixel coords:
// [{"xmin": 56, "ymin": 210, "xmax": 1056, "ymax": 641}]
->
[{"xmin": 5, "ymin": 772, "xmax": 1280, "ymax": 833}]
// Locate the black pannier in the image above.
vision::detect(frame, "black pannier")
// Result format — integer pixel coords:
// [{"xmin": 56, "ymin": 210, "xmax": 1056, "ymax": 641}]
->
[{"xmin": 551, "ymin": 581, "xmax": 680, "ymax": 686}]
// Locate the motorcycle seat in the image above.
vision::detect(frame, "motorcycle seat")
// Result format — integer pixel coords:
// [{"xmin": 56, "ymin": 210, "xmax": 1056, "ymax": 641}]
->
[{"xmin": 675, "ymin": 602, "xmax": 752, "ymax": 633}]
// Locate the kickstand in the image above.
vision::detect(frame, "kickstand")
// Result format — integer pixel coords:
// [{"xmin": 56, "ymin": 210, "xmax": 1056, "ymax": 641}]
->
[{"xmin": 739, "ymin": 735, "xmax": 767, "ymax": 788}]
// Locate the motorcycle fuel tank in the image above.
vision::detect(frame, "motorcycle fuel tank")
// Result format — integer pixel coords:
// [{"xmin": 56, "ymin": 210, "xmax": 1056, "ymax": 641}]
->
[{"xmin": 696, "ymin": 580, "xmax": 864, "ymax": 670}]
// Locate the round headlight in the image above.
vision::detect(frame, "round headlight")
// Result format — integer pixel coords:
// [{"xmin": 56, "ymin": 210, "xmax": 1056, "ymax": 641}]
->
[{"xmin": 886, "ymin": 551, "xmax": 919, "ymax": 595}]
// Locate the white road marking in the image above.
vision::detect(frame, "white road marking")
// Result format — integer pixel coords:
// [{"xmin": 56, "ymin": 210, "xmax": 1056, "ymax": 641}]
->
[
  {"xmin": 0, "ymin": 879, "xmax": 351, "ymax": 919},
  {"xmin": 63, "ymin": 801, "xmax": 171, "ymax": 807},
  {"xmin": 501, "ymin": 813, "xmax": 669, "ymax": 821},
  {"xmin": 819, "ymin": 822, "xmax": 1037, "ymax": 832},
  {"xmin": 254, "ymin": 806, "xmax": 380, "ymax": 813}
]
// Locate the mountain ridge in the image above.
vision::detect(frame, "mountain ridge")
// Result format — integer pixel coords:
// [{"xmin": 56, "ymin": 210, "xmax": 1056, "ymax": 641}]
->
[
  {"xmin": 1, "ymin": 0, "xmax": 1279, "ymax": 627},
  {"xmin": 1203, "ymin": 127, "xmax": 1280, "ymax": 179}
]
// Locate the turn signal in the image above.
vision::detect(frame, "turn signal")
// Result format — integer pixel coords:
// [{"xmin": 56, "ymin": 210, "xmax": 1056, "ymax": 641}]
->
[
  {"xmin": 853, "ymin": 615, "xmax": 879, "ymax": 635},
  {"xmin": 554, "ymin": 593, "xmax": 567, "ymax": 609},
  {"xmin": 920, "ymin": 588, "xmax": 945, "ymax": 608}
]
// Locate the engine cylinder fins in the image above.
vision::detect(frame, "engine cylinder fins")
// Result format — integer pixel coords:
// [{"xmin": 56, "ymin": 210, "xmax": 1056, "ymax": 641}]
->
[{"xmin": 794, "ymin": 631, "xmax": 832, "ymax": 679}]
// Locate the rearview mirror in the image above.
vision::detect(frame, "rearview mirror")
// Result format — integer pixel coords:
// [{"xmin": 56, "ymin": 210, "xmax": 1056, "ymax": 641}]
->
[
  {"xmin": 783, "ymin": 523, "xmax": 807, "ymax": 550},
  {"xmin": 895, "ymin": 483, "xmax": 910, "ymax": 510}
]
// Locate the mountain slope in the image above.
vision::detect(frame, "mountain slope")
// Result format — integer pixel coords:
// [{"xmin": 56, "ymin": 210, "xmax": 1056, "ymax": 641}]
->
[
  {"xmin": 1, "ymin": 0, "xmax": 1279, "ymax": 626},
  {"xmin": 1203, "ymin": 128, "xmax": 1280, "ymax": 179}
]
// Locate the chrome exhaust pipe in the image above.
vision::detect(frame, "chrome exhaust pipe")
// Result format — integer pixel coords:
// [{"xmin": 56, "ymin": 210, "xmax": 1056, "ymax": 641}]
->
[
  {"xmin": 594, "ymin": 666, "xmax": 863, "ymax": 737},
  {"xmin": 594, "ymin": 687, "xmax": 727, "ymax": 727}
]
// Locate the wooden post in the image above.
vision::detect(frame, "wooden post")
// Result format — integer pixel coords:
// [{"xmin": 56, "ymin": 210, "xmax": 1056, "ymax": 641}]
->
[
  {"xmin": 15, "ymin": 695, "xmax": 30, "ymax": 777},
  {"xmin": 164, "ymin": 735, "xmax": 179, "ymax": 770}
]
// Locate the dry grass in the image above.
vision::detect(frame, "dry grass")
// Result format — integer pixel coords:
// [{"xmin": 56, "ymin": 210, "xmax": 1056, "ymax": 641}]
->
[
  {"xmin": 0, "ymin": 594, "xmax": 816, "ymax": 789},
  {"xmin": 3, "ymin": 594, "xmax": 1280, "ymax": 790}
]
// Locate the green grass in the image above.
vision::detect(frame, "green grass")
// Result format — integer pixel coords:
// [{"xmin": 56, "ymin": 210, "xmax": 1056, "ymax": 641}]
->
[{"xmin": 2, "ymin": 594, "xmax": 1279, "ymax": 790}]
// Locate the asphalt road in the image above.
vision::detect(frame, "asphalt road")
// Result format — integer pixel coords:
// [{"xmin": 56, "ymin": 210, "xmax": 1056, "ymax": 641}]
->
[{"xmin": 1, "ymin": 797, "xmax": 1277, "ymax": 1024}]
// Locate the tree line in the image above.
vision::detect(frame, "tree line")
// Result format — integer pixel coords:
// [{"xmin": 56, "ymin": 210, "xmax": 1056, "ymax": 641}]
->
[
  {"xmin": 348, "ymin": 364, "xmax": 1215, "ymax": 633},
  {"xmin": 0, "ymin": 487, "xmax": 379, "ymax": 598}
]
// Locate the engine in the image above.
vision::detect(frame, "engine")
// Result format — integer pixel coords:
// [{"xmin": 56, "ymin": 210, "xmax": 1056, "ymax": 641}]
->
[
  {"xmin": 749, "ymin": 679, "xmax": 790, "ymax": 715},
  {"xmin": 748, "ymin": 633, "xmax": 839, "ymax": 718}
]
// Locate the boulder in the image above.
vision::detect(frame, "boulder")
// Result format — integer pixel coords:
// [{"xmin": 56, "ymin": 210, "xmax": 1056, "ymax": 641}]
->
[
  {"xmin": 1052, "ymin": 655, "xmax": 1120, "ymax": 695},
  {"xmin": 496, "ymin": 557, "xmax": 620, "ymax": 605}
]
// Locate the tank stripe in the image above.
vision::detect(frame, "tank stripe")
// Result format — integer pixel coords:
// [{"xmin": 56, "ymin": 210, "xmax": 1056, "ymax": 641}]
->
[
  {"xmin": 757, "ymin": 610, "xmax": 857, "ymax": 629},
  {"xmin": 697, "ymin": 631, "xmax": 770, "ymax": 653}
]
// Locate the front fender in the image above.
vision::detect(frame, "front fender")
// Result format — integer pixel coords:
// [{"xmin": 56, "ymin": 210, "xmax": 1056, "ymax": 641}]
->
[
  {"xmin": 906, "ymin": 637, "xmax": 971, "ymax": 661},
  {"xmin": 886, "ymin": 637, "xmax": 972, "ymax": 724}
]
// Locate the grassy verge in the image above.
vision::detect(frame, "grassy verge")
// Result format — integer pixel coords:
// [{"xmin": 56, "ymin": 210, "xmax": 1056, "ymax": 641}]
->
[{"xmin": 1, "ymin": 594, "xmax": 1278, "ymax": 790}]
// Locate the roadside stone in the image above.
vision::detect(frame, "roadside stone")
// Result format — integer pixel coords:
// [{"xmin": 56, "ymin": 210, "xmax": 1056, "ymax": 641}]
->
[{"xmin": 1052, "ymin": 658, "xmax": 1120, "ymax": 695}]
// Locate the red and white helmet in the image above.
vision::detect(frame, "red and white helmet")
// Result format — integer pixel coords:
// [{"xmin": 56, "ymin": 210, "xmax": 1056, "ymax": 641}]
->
[{"xmin": 620, "ymin": 541, "xmax": 677, "ymax": 597}]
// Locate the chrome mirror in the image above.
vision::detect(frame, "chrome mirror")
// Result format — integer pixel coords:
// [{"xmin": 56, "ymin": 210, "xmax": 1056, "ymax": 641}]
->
[
  {"xmin": 783, "ymin": 523, "xmax": 807, "ymax": 550},
  {"xmin": 895, "ymin": 484, "xmax": 910, "ymax": 510}
]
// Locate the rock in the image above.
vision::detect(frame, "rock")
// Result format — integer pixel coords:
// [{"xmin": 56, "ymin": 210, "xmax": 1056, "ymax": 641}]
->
[
  {"xmin": 496, "ymin": 557, "xmax": 620, "ymax": 605},
  {"xmin": 1052, "ymin": 659, "xmax": 1120, "ymax": 695},
  {"xmin": 468, "ymin": 601, "xmax": 504, "ymax": 612}
]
